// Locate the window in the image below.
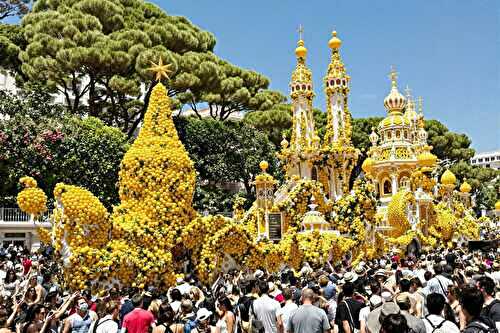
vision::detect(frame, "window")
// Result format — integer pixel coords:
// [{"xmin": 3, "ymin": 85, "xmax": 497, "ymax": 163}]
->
[
  {"xmin": 478, "ymin": 158, "xmax": 483, "ymax": 162},
  {"xmin": 496, "ymin": 156, "xmax": 500, "ymax": 161},
  {"xmin": 383, "ymin": 180, "xmax": 392, "ymax": 195},
  {"xmin": 400, "ymin": 176, "xmax": 410, "ymax": 189},
  {"xmin": 485, "ymin": 157, "xmax": 490, "ymax": 162},
  {"xmin": 311, "ymin": 167, "xmax": 318, "ymax": 181},
  {"xmin": 396, "ymin": 130, "xmax": 400, "ymax": 138}
]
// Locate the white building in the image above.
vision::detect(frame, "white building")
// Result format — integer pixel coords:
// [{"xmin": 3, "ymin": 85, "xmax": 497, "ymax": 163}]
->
[{"xmin": 471, "ymin": 150, "xmax": 500, "ymax": 170}]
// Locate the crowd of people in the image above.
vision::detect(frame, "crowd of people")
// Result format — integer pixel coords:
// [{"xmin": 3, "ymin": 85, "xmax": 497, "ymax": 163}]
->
[{"xmin": 0, "ymin": 243, "xmax": 499, "ymax": 333}]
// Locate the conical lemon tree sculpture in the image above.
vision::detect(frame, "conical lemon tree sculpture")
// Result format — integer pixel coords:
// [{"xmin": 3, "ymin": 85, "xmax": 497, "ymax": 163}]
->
[{"xmin": 17, "ymin": 59, "xmax": 197, "ymax": 290}]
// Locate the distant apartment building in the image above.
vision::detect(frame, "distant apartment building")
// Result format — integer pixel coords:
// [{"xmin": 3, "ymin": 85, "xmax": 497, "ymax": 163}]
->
[{"xmin": 471, "ymin": 150, "xmax": 500, "ymax": 170}]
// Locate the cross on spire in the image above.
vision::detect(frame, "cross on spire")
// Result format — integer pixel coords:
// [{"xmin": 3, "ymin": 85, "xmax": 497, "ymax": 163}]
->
[
  {"xmin": 297, "ymin": 24, "xmax": 304, "ymax": 40},
  {"xmin": 389, "ymin": 65, "xmax": 398, "ymax": 87},
  {"xmin": 405, "ymin": 85, "xmax": 412, "ymax": 98}
]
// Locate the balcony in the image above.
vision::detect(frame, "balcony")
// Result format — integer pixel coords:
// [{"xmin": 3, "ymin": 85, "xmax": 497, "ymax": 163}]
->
[{"xmin": 0, "ymin": 208, "xmax": 52, "ymax": 226}]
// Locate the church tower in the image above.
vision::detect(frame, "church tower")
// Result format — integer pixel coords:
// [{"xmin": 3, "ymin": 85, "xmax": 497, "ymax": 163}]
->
[
  {"xmin": 280, "ymin": 29, "xmax": 320, "ymax": 179},
  {"xmin": 323, "ymin": 31, "xmax": 352, "ymax": 146},
  {"xmin": 321, "ymin": 31, "xmax": 359, "ymax": 199}
]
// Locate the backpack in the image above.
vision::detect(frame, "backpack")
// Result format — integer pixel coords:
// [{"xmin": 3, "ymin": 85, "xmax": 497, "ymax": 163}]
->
[
  {"xmin": 342, "ymin": 300, "xmax": 360, "ymax": 333},
  {"xmin": 249, "ymin": 302, "xmax": 264, "ymax": 333},
  {"xmin": 467, "ymin": 320, "xmax": 498, "ymax": 333},
  {"xmin": 483, "ymin": 299, "xmax": 500, "ymax": 320},
  {"xmin": 424, "ymin": 315, "xmax": 446, "ymax": 333}
]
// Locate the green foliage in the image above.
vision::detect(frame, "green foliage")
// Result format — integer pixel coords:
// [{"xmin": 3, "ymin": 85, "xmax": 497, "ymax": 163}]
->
[
  {"xmin": 0, "ymin": 0, "xmax": 29, "ymax": 21},
  {"xmin": 0, "ymin": 84, "xmax": 67, "ymax": 119},
  {"xmin": 0, "ymin": 23, "xmax": 26, "ymax": 78},
  {"xmin": 351, "ymin": 117, "xmax": 383, "ymax": 153},
  {"xmin": 0, "ymin": 112, "xmax": 129, "ymax": 208},
  {"xmin": 425, "ymin": 119, "xmax": 475, "ymax": 162},
  {"xmin": 175, "ymin": 116, "xmax": 280, "ymax": 212},
  {"xmin": 244, "ymin": 103, "xmax": 324, "ymax": 148},
  {"xmin": 449, "ymin": 160, "xmax": 499, "ymax": 211},
  {"xmin": 17, "ymin": 0, "xmax": 283, "ymax": 137}
]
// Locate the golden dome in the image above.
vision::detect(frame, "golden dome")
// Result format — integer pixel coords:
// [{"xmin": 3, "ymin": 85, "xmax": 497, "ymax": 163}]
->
[
  {"xmin": 495, "ymin": 200, "xmax": 500, "ymax": 211},
  {"xmin": 295, "ymin": 39, "xmax": 307, "ymax": 58},
  {"xmin": 441, "ymin": 170, "xmax": 457, "ymax": 187},
  {"xmin": 259, "ymin": 160, "xmax": 269, "ymax": 172},
  {"xmin": 362, "ymin": 157, "xmax": 374, "ymax": 174},
  {"xmin": 280, "ymin": 135, "xmax": 289, "ymax": 149},
  {"xmin": 328, "ymin": 31, "xmax": 342, "ymax": 49},
  {"xmin": 417, "ymin": 150, "xmax": 437, "ymax": 167},
  {"xmin": 384, "ymin": 67, "xmax": 407, "ymax": 113},
  {"xmin": 460, "ymin": 179, "xmax": 472, "ymax": 193},
  {"xmin": 379, "ymin": 114, "xmax": 411, "ymax": 128}
]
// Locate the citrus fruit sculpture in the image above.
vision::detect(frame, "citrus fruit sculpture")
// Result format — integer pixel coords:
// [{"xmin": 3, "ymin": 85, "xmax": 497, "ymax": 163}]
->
[{"xmin": 17, "ymin": 76, "xmax": 197, "ymax": 290}]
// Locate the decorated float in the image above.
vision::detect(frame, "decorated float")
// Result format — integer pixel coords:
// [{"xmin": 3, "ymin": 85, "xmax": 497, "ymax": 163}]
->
[{"xmin": 17, "ymin": 31, "xmax": 482, "ymax": 290}]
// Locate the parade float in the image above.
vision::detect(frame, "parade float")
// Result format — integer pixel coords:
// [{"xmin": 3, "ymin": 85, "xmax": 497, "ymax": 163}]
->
[{"xmin": 17, "ymin": 31, "xmax": 481, "ymax": 290}]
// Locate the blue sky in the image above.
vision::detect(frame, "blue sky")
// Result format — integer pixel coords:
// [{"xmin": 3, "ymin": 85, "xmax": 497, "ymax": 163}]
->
[{"xmin": 157, "ymin": 0, "xmax": 499, "ymax": 153}]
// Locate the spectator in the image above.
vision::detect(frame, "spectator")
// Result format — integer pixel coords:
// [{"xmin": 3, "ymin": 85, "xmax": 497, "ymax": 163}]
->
[
  {"xmin": 88, "ymin": 301, "xmax": 119, "ymax": 333},
  {"xmin": 251, "ymin": 280, "xmax": 280, "ymax": 333},
  {"xmin": 286, "ymin": 288, "xmax": 331, "ymax": 333},
  {"xmin": 276, "ymin": 288, "xmax": 297, "ymax": 333},
  {"xmin": 423, "ymin": 293, "xmax": 460, "ymax": 333},
  {"xmin": 121, "ymin": 294, "xmax": 155, "ymax": 333},
  {"xmin": 335, "ymin": 282, "xmax": 364, "ymax": 333},
  {"xmin": 460, "ymin": 286, "xmax": 497, "ymax": 333},
  {"xmin": 477, "ymin": 276, "xmax": 500, "ymax": 330},
  {"xmin": 380, "ymin": 313, "xmax": 410, "ymax": 333},
  {"xmin": 394, "ymin": 293, "xmax": 425, "ymax": 333},
  {"xmin": 63, "ymin": 298, "xmax": 94, "ymax": 333}
]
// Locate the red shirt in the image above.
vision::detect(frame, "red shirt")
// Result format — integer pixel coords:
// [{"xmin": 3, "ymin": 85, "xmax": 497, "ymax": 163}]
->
[
  {"xmin": 122, "ymin": 308, "xmax": 154, "ymax": 333},
  {"xmin": 22, "ymin": 258, "xmax": 32, "ymax": 275}
]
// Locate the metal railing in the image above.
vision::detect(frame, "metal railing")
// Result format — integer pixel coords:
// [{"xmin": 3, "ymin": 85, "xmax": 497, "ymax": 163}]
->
[{"xmin": 0, "ymin": 208, "xmax": 51, "ymax": 222}]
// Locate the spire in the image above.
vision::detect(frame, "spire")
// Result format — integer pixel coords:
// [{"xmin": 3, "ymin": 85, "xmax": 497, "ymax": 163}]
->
[
  {"xmin": 289, "ymin": 27, "xmax": 315, "ymax": 151},
  {"xmin": 323, "ymin": 30, "xmax": 352, "ymax": 147},
  {"xmin": 383, "ymin": 65, "xmax": 407, "ymax": 114},
  {"xmin": 417, "ymin": 96, "xmax": 423, "ymax": 116},
  {"xmin": 290, "ymin": 27, "xmax": 313, "ymax": 95},
  {"xmin": 325, "ymin": 31, "xmax": 348, "ymax": 81}
]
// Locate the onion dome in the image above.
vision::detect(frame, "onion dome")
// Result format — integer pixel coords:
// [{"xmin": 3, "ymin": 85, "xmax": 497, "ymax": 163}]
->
[
  {"xmin": 290, "ymin": 39, "xmax": 313, "ymax": 97},
  {"xmin": 328, "ymin": 31, "xmax": 342, "ymax": 49},
  {"xmin": 495, "ymin": 200, "xmax": 500, "ymax": 211},
  {"xmin": 259, "ymin": 160, "xmax": 269, "ymax": 172},
  {"xmin": 379, "ymin": 114, "xmax": 411, "ymax": 128},
  {"xmin": 404, "ymin": 86, "xmax": 418, "ymax": 123},
  {"xmin": 295, "ymin": 39, "xmax": 307, "ymax": 58},
  {"xmin": 280, "ymin": 134, "xmax": 289, "ymax": 149},
  {"xmin": 441, "ymin": 170, "xmax": 457, "ymax": 187},
  {"xmin": 383, "ymin": 67, "xmax": 407, "ymax": 113},
  {"xmin": 362, "ymin": 157, "xmax": 374, "ymax": 174},
  {"xmin": 324, "ymin": 30, "xmax": 349, "ymax": 86},
  {"xmin": 369, "ymin": 127, "xmax": 379, "ymax": 145},
  {"xmin": 460, "ymin": 179, "xmax": 472, "ymax": 193},
  {"xmin": 417, "ymin": 148, "xmax": 437, "ymax": 167}
]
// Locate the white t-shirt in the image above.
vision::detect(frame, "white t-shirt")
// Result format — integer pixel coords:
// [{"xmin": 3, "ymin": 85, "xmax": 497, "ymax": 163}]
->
[
  {"xmin": 170, "ymin": 301, "xmax": 181, "ymax": 314},
  {"xmin": 359, "ymin": 306, "xmax": 370, "ymax": 325},
  {"xmin": 277, "ymin": 302, "xmax": 298, "ymax": 330},
  {"xmin": 88, "ymin": 315, "xmax": 118, "ymax": 333},
  {"xmin": 423, "ymin": 314, "xmax": 460, "ymax": 333},
  {"xmin": 252, "ymin": 295, "xmax": 281, "ymax": 333}
]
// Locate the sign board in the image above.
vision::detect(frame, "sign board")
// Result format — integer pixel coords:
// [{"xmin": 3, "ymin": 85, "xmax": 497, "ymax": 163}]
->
[{"xmin": 268, "ymin": 213, "xmax": 283, "ymax": 241}]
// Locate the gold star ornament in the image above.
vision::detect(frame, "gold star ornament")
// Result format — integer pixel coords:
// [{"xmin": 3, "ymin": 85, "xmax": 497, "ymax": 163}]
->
[{"xmin": 148, "ymin": 57, "xmax": 173, "ymax": 82}]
